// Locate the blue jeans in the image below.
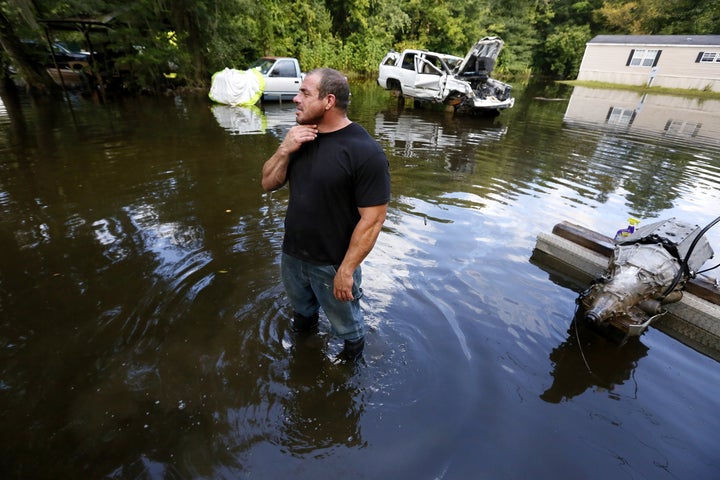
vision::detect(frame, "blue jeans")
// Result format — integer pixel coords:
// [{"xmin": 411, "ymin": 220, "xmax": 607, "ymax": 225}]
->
[{"xmin": 281, "ymin": 253, "xmax": 364, "ymax": 341}]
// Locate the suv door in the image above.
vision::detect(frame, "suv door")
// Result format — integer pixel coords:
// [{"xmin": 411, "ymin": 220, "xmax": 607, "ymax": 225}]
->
[
  {"xmin": 412, "ymin": 54, "xmax": 445, "ymax": 100},
  {"xmin": 398, "ymin": 52, "xmax": 419, "ymax": 96}
]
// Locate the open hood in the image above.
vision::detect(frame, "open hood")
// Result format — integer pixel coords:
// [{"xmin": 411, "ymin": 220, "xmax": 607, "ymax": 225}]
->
[{"xmin": 455, "ymin": 36, "xmax": 504, "ymax": 77}]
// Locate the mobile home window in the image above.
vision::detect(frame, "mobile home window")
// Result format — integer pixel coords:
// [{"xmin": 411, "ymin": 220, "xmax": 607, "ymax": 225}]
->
[
  {"xmin": 607, "ymin": 107, "xmax": 634, "ymax": 126},
  {"xmin": 665, "ymin": 119, "xmax": 701, "ymax": 137},
  {"xmin": 628, "ymin": 49, "xmax": 659, "ymax": 67},
  {"xmin": 699, "ymin": 52, "xmax": 720, "ymax": 63}
]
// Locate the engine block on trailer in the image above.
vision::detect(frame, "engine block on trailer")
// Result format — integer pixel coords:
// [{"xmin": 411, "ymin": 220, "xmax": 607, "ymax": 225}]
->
[{"xmin": 579, "ymin": 218, "xmax": 714, "ymax": 336}]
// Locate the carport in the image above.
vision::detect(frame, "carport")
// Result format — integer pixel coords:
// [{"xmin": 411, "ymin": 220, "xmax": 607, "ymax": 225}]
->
[{"xmin": 39, "ymin": 13, "xmax": 118, "ymax": 100}]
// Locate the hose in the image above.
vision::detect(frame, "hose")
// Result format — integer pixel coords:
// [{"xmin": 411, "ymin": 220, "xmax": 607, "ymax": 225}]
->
[{"xmin": 660, "ymin": 215, "xmax": 720, "ymax": 299}]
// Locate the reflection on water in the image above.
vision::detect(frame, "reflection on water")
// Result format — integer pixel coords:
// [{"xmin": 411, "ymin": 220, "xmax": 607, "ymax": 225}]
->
[
  {"xmin": 279, "ymin": 336, "xmax": 365, "ymax": 456},
  {"xmin": 375, "ymin": 108, "xmax": 507, "ymax": 173},
  {"xmin": 212, "ymin": 103, "xmax": 297, "ymax": 139},
  {"xmin": 541, "ymin": 319, "xmax": 649, "ymax": 403},
  {"xmin": 564, "ymin": 86, "xmax": 720, "ymax": 150},
  {"xmin": 212, "ymin": 104, "xmax": 266, "ymax": 134},
  {"xmin": 1, "ymin": 83, "xmax": 719, "ymax": 479}
]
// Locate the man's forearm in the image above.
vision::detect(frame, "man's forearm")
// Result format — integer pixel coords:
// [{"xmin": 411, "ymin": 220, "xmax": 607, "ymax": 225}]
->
[
  {"xmin": 333, "ymin": 205, "xmax": 387, "ymax": 301},
  {"xmin": 261, "ymin": 149, "xmax": 290, "ymax": 191},
  {"xmin": 339, "ymin": 205, "xmax": 387, "ymax": 273}
]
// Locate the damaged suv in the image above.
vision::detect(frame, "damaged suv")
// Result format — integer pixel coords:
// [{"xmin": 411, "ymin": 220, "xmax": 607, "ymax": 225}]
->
[{"xmin": 377, "ymin": 36, "xmax": 514, "ymax": 114}]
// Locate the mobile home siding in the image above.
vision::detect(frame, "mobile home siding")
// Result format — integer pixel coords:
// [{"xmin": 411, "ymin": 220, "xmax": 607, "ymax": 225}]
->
[{"xmin": 577, "ymin": 35, "xmax": 720, "ymax": 92}]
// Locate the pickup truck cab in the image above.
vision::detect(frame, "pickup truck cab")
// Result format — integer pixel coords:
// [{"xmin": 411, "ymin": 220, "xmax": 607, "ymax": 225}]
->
[{"xmin": 250, "ymin": 57, "xmax": 304, "ymax": 101}]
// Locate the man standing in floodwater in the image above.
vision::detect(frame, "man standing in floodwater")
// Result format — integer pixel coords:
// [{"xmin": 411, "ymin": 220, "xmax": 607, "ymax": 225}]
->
[{"xmin": 261, "ymin": 68, "xmax": 391, "ymax": 362}]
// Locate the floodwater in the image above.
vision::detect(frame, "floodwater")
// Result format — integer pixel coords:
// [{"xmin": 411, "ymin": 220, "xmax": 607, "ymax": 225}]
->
[{"xmin": 1, "ymin": 81, "xmax": 719, "ymax": 479}]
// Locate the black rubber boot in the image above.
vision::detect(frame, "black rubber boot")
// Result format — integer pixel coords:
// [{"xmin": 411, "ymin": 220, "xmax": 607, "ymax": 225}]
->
[
  {"xmin": 336, "ymin": 337, "xmax": 365, "ymax": 363},
  {"xmin": 292, "ymin": 311, "xmax": 319, "ymax": 334}
]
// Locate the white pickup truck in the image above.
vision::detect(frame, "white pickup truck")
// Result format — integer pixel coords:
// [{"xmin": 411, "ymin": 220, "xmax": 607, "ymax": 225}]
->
[
  {"xmin": 377, "ymin": 37, "xmax": 514, "ymax": 114},
  {"xmin": 250, "ymin": 57, "xmax": 305, "ymax": 101}
]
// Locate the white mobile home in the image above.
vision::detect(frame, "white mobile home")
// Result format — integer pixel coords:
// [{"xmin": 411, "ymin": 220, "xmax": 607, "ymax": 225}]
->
[{"xmin": 577, "ymin": 35, "xmax": 720, "ymax": 92}]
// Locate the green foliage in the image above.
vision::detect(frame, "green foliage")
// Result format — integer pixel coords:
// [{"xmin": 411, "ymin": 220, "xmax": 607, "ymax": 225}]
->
[
  {"xmin": 338, "ymin": 34, "xmax": 389, "ymax": 74},
  {"xmin": 542, "ymin": 24, "xmax": 592, "ymax": 78},
  {"xmin": 597, "ymin": 0, "xmax": 719, "ymax": 35},
  {"xmin": 298, "ymin": 38, "xmax": 342, "ymax": 71},
  {"xmin": 1, "ymin": 0, "xmax": 718, "ymax": 93}
]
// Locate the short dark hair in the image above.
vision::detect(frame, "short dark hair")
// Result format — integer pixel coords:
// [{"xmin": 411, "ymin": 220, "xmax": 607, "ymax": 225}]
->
[{"xmin": 309, "ymin": 68, "xmax": 350, "ymax": 111}]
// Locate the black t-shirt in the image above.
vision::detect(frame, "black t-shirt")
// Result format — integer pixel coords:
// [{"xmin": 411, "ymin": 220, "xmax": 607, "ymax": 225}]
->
[{"xmin": 282, "ymin": 122, "xmax": 391, "ymax": 265}]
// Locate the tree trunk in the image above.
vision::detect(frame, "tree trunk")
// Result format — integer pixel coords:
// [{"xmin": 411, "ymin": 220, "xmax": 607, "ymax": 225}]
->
[
  {"xmin": 0, "ymin": 9, "xmax": 59, "ymax": 94},
  {"xmin": 167, "ymin": 0, "xmax": 209, "ymax": 87}
]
